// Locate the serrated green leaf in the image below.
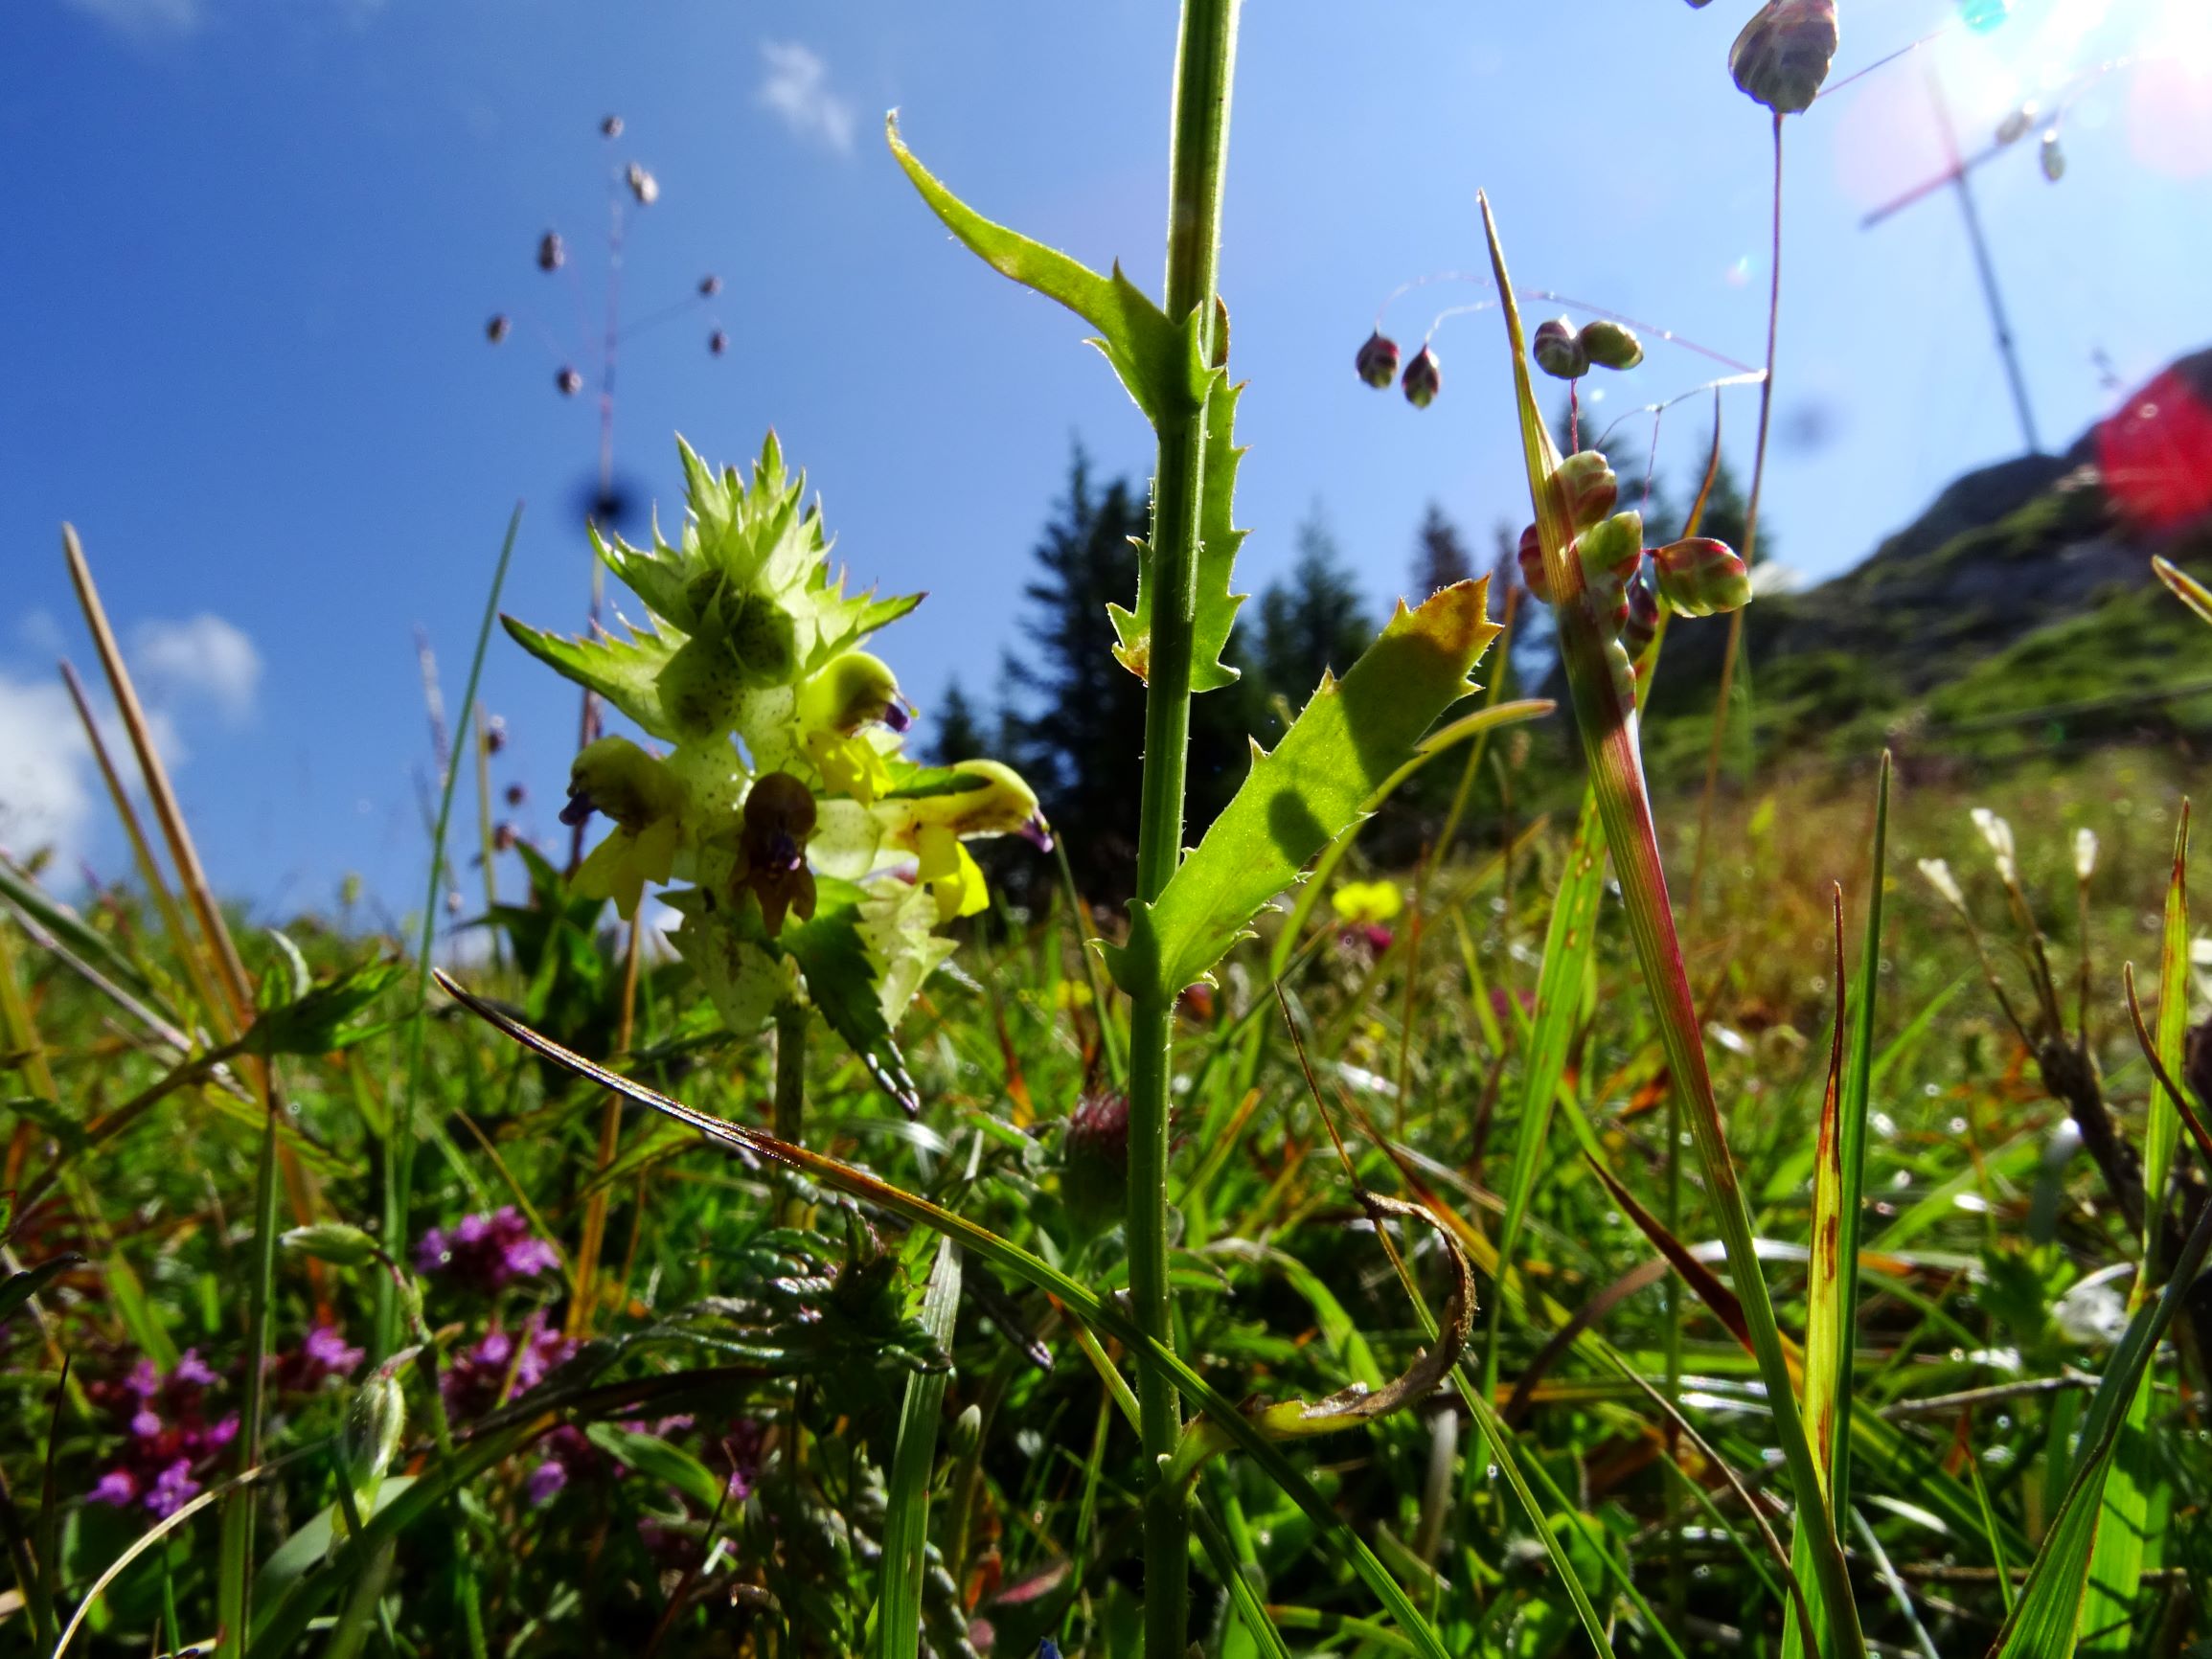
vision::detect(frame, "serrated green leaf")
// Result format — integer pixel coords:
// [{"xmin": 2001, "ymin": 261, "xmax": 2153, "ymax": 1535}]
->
[
  {"xmin": 775, "ymin": 878, "xmax": 918, "ymax": 1112},
  {"xmin": 887, "ymin": 114, "xmax": 1197, "ymax": 427},
  {"xmin": 501, "ymin": 615, "xmax": 677, "ymax": 739},
  {"xmin": 1110, "ymin": 354, "xmax": 1248, "ymax": 691},
  {"xmin": 1106, "ymin": 580, "xmax": 1500, "ymax": 997}
]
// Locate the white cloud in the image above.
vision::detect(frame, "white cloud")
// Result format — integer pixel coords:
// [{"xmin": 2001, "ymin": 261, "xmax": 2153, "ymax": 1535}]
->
[
  {"xmin": 0, "ymin": 676, "xmax": 96, "ymax": 875},
  {"xmin": 61, "ymin": 0, "xmax": 202, "ymax": 43},
  {"xmin": 0, "ymin": 610, "xmax": 246, "ymax": 880},
  {"xmin": 758, "ymin": 41, "xmax": 856, "ymax": 155},
  {"xmin": 131, "ymin": 613, "xmax": 262, "ymax": 722}
]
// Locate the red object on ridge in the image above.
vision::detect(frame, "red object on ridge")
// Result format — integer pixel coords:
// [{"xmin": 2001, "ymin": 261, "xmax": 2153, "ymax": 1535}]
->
[{"xmin": 2098, "ymin": 362, "xmax": 2212, "ymax": 534}]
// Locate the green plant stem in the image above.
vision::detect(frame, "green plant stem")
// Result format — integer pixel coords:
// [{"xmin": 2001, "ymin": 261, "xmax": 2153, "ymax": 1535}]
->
[
  {"xmin": 378, "ymin": 504, "xmax": 522, "ymax": 1360},
  {"xmin": 1126, "ymin": 5, "xmax": 1240, "ymax": 1654},
  {"xmin": 773, "ymin": 999, "xmax": 810, "ymax": 1231}
]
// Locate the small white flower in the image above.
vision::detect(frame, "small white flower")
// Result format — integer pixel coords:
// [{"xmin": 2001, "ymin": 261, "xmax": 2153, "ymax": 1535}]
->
[
  {"xmin": 1971, "ymin": 807, "xmax": 2018, "ymax": 882},
  {"xmin": 1918, "ymin": 857, "xmax": 1967, "ymax": 912},
  {"xmin": 2073, "ymin": 827, "xmax": 2098, "ymax": 881}
]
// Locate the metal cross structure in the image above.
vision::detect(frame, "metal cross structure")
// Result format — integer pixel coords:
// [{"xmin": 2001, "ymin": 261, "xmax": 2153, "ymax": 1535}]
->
[{"xmin": 1862, "ymin": 68, "xmax": 2045, "ymax": 456}]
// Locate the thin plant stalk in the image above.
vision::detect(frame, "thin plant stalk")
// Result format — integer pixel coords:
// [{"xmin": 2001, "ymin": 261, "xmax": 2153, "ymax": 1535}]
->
[
  {"xmin": 471, "ymin": 706, "xmax": 504, "ymax": 975},
  {"xmin": 1479, "ymin": 193, "xmax": 1864, "ymax": 1659},
  {"xmin": 569, "ymin": 917, "xmax": 643, "ymax": 1337},
  {"xmin": 379, "ymin": 504, "xmax": 524, "ymax": 1360},
  {"xmin": 1691, "ymin": 114, "xmax": 1784, "ymax": 910},
  {"xmin": 1125, "ymin": 4, "xmax": 1240, "ymax": 1654}
]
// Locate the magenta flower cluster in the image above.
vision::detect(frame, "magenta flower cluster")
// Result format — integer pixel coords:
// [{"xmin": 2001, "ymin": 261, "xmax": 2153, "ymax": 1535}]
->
[
  {"xmin": 85, "ymin": 1352, "xmax": 239, "ymax": 1518},
  {"xmin": 439, "ymin": 1309, "xmax": 577, "ymax": 1421},
  {"xmin": 414, "ymin": 1206, "xmax": 559, "ymax": 1293}
]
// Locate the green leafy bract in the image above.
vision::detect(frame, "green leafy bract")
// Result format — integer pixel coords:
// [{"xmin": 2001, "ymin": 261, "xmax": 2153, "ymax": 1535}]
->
[
  {"xmin": 889, "ymin": 114, "xmax": 1247, "ymax": 695},
  {"xmin": 1110, "ymin": 357, "xmax": 1248, "ymax": 692},
  {"xmin": 1106, "ymin": 580, "xmax": 1500, "ymax": 997}
]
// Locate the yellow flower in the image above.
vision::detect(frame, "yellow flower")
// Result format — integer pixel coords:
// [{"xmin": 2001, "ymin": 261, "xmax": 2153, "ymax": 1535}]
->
[{"xmin": 1330, "ymin": 879, "xmax": 1403, "ymax": 929}]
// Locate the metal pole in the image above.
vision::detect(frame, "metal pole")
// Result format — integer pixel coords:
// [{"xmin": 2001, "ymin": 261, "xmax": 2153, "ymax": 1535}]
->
[{"xmin": 1925, "ymin": 68, "xmax": 2043, "ymax": 454}]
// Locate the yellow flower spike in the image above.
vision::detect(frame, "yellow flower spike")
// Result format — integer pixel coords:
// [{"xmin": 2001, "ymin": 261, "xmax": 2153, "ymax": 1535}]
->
[{"xmin": 1330, "ymin": 879, "xmax": 1403, "ymax": 929}]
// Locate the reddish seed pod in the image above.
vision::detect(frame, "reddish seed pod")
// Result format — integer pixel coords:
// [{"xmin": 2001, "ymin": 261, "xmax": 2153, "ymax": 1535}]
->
[
  {"xmin": 1730, "ymin": 0, "xmax": 1839, "ymax": 115},
  {"xmin": 1652, "ymin": 535, "xmax": 1752, "ymax": 616},
  {"xmin": 484, "ymin": 715, "xmax": 508, "ymax": 754},
  {"xmin": 1401, "ymin": 345, "xmax": 1442, "ymax": 408},
  {"xmin": 536, "ymin": 231, "xmax": 564, "ymax": 273},
  {"xmin": 699, "ymin": 273, "xmax": 723, "ymax": 297},
  {"xmin": 1532, "ymin": 317, "xmax": 1588, "ymax": 380},
  {"xmin": 708, "ymin": 330, "xmax": 728, "ymax": 356},
  {"xmin": 556, "ymin": 366, "xmax": 582, "ymax": 397},
  {"xmin": 1516, "ymin": 522, "xmax": 1551, "ymax": 605},
  {"xmin": 600, "ymin": 114, "xmax": 624, "ymax": 139},
  {"xmin": 485, "ymin": 314, "xmax": 511, "ymax": 345},
  {"xmin": 1554, "ymin": 450, "xmax": 1619, "ymax": 533},
  {"xmin": 505, "ymin": 783, "xmax": 526, "ymax": 807},
  {"xmin": 1356, "ymin": 330, "xmax": 1401, "ymax": 390}
]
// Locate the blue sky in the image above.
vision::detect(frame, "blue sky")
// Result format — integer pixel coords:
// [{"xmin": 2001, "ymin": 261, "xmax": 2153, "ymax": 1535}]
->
[{"xmin": 4, "ymin": 0, "xmax": 2208, "ymax": 921}]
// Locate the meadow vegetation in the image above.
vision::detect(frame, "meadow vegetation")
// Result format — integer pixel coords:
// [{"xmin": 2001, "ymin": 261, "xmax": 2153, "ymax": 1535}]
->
[{"xmin": 7, "ymin": 3, "xmax": 2212, "ymax": 1657}]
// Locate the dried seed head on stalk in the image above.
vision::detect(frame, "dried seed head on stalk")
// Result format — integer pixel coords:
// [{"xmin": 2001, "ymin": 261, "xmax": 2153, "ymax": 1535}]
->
[
  {"xmin": 537, "ymin": 230, "xmax": 565, "ymax": 273},
  {"xmin": 1355, "ymin": 330, "xmax": 1401, "ymax": 389},
  {"xmin": 1729, "ymin": 0, "xmax": 1839, "ymax": 115},
  {"xmin": 1970, "ymin": 807, "xmax": 2018, "ymax": 883},
  {"xmin": 1532, "ymin": 316, "xmax": 1587, "ymax": 380},
  {"xmin": 1401, "ymin": 344, "xmax": 1442, "ymax": 407}
]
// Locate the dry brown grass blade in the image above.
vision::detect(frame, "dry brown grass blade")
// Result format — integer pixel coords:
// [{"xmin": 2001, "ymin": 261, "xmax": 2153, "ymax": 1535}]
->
[
  {"xmin": 59, "ymin": 526, "xmax": 320, "ymax": 1225},
  {"xmin": 1582, "ymin": 1153, "xmax": 1757, "ymax": 1357},
  {"xmin": 58, "ymin": 659, "xmax": 232, "ymax": 1041}
]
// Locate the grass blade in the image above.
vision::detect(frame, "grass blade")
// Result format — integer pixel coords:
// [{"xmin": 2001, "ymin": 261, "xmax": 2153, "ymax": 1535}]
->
[
  {"xmin": 873, "ymin": 1235, "xmax": 963, "ymax": 1659},
  {"xmin": 1985, "ymin": 1195, "xmax": 2212, "ymax": 1658}
]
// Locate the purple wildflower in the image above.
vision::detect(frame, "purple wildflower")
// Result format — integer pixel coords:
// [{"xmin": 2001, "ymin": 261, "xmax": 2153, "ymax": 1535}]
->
[
  {"xmin": 271, "ymin": 1323, "xmax": 364, "ymax": 1393},
  {"xmin": 440, "ymin": 1310, "xmax": 577, "ymax": 1420},
  {"xmin": 414, "ymin": 1206, "xmax": 559, "ymax": 1293},
  {"xmin": 84, "ymin": 1350, "xmax": 239, "ymax": 1516}
]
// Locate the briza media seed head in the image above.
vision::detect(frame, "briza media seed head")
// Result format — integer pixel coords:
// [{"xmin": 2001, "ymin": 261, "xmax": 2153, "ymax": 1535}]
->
[
  {"xmin": 1401, "ymin": 344, "xmax": 1442, "ymax": 407},
  {"xmin": 556, "ymin": 366, "xmax": 582, "ymax": 397},
  {"xmin": 537, "ymin": 230, "xmax": 564, "ymax": 272},
  {"xmin": 1729, "ymin": 0, "xmax": 1839, "ymax": 114},
  {"xmin": 1652, "ymin": 535, "xmax": 1751, "ymax": 616},
  {"xmin": 1623, "ymin": 562, "xmax": 1661, "ymax": 659},
  {"xmin": 2041, "ymin": 130, "xmax": 2065, "ymax": 181},
  {"xmin": 1532, "ymin": 317, "xmax": 1588, "ymax": 380},
  {"xmin": 486, "ymin": 314, "xmax": 511, "ymax": 345},
  {"xmin": 1555, "ymin": 450, "xmax": 1619, "ymax": 532},
  {"xmin": 1578, "ymin": 318, "xmax": 1644, "ymax": 371},
  {"xmin": 1516, "ymin": 522, "xmax": 1549, "ymax": 604},
  {"xmin": 1356, "ymin": 330, "xmax": 1401, "ymax": 389}
]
